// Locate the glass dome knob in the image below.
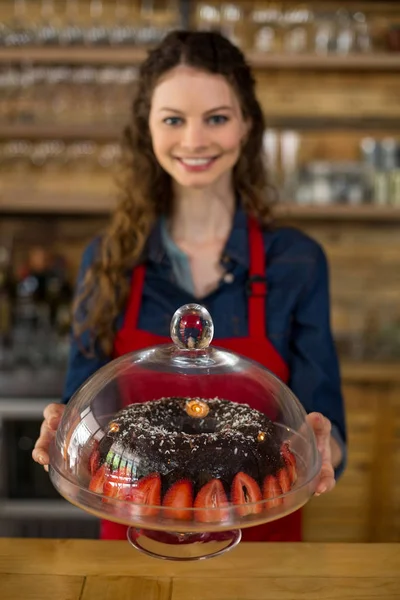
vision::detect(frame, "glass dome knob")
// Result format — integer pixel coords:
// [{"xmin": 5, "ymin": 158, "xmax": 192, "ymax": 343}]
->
[{"xmin": 170, "ymin": 304, "xmax": 214, "ymax": 349}]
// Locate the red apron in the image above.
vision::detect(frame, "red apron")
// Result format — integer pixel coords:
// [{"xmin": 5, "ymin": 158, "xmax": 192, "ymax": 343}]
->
[{"xmin": 100, "ymin": 218, "xmax": 302, "ymax": 542}]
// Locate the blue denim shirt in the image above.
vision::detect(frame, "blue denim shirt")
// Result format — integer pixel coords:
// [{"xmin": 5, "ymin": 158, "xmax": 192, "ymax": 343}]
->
[{"xmin": 63, "ymin": 207, "xmax": 347, "ymax": 478}]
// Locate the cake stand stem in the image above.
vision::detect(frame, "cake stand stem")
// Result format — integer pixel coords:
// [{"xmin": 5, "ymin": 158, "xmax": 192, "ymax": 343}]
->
[{"xmin": 127, "ymin": 527, "xmax": 242, "ymax": 561}]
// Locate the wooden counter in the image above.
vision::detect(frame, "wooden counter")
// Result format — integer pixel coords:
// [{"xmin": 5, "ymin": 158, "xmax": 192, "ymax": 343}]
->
[{"xmin": 0, "ymin": 538, "xmax": 399, "ymax": 599}]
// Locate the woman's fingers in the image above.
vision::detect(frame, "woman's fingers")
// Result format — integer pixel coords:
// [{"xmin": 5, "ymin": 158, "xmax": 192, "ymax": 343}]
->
[
  {"xmin": 32, "ymin": 403, "xmax": 65, "ymax": 471},
  {"xmin": 32, "ymin": 421, "xmax": 55, "ymax": 465},
  {"xmin": 307, "ymin": 414, "xmax": 331, "ymax": 457},
  {"xmin": 306, "ymin": 413, "xmax": 335, "ymax": 496},
  {"xmin": 314, "ymin": 461, "xmax": 336, "ymax": 496},
  {"xmin": 43, "ymin": 403, "xmax": 65, "ymax": 429},
  {"xmin": 307, "ymin": 412, "xmax": 332, "ymax": 442}
]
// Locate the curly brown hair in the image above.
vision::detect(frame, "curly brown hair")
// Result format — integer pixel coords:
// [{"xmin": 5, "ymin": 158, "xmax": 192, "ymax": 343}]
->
[{"xmin": 74, "ymin": 30, "xmax": 274, "ymax": 357}]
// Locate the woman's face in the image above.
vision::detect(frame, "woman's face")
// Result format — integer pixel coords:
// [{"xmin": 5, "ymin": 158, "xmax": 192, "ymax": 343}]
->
[{"xmin": 149, "ymin": 65, "xmax": 250, "ymax": 190}]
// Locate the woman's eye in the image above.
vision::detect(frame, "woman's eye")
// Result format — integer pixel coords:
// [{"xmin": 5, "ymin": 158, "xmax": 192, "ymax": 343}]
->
[
  {"xmin": 207, "ymin": 115, "xmax": 229, "ymax": 125},
  {"xmin": 163, "ymin": 117, "xmax": 183, "ymax": 126},
  {"xmin": 163, "ymin": 115, "xmax": 229, "ymax": 126}
]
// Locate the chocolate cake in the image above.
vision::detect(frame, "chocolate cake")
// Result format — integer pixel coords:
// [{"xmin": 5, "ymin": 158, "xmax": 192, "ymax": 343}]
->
[{"xmin": 88, "ymin": 397, "xmax": 297, "ymax": 521}]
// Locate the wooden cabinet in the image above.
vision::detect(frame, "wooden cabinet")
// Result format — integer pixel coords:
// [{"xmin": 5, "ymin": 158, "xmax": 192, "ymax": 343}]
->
[{"xmin": 304, "ymin": 373, "xmax": 400, "ymax": 542}]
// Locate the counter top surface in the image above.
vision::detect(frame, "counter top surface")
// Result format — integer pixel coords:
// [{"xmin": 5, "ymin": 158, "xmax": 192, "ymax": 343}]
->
[{"xmin": 1, "ymin": 538, "xmax": 399, "ymax": 599}]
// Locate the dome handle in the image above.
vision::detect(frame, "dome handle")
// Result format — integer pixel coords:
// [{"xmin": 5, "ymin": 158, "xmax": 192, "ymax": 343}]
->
[{"xmin": 170, "ymin": 304, "xmax": 214, "ymax": 350}]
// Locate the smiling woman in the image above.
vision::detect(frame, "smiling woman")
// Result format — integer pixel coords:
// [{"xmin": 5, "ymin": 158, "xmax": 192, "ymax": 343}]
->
[
  {"xmin": 149, "ymin": 67, "xmax": 250, "ymax": 187},
  {"xmin": 33, "ymin": 30, "xmax": 346, "ymax": 545}
]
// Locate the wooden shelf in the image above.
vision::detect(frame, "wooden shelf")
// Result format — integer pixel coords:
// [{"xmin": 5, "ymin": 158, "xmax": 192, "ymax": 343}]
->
[
  {"xmin": 0, "ymin": 123, "xmax": 122, "ymax": 140},
  {"xmin": 264, "ymin": 117, "xmax": 400, "ymax": 131},
  {"xmin": 340, "ymin": 361, "xmax": 400, "ymax": 383},
  {"xmin": 274, "ymin": 204, "xmax": 400, "ymax": 222},
  {"xmin": 0, "ymin": 45, "xmax": 150, "ymax": 65},
  {"xmin": 0, "ymin": 47, "xmax": 399, "ymax": 70},
  {"xmin": 1, "ymin": 191, "xmax": 400, "ymax": 222},
  {"xmin": 2, "ymin": 117, "xmax": 400, "ymax": 141},
  {"xmin": 0, "ymin": 190, "xmax": 114, "ymax": 214},
  {"xmin": 247, "ymin": 52, "xmax": 400, "ymax": 71}
]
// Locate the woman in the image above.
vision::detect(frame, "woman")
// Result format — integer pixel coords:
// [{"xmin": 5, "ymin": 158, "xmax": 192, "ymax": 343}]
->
[{"xmin": 33, "ymin": 30, "xmax": 346, "ymax": 542}]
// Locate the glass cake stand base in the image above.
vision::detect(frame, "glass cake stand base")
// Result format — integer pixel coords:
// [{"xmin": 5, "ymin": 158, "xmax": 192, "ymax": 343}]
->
[{"xmin": 127, "ymin": 527, "xmax": 242, "ymax": 561}]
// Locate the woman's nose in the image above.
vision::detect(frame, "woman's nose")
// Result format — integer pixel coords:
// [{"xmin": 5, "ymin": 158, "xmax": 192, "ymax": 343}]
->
[{"xmin": 180, "ymin": 122, "xmax": 209, "ymax": 151}]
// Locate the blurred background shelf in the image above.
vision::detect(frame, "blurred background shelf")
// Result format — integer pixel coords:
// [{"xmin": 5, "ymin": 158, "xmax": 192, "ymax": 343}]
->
[
  {"xmin": 247, "ymin": 52, "xmax": 400, "ymax": 70},
  {"xmin": 263, "ymin": 117, "xmax": 400, "ymax": 131},
  {"xmin": 340, "ymin": 361, "xmax": 400, "ymax": 383},
  {"xmin": 2, "ymin": 191, "xmax": 400, "ymax": 221},
  {"xmin": 0, "ymin": 190, "xmax": 114, "ymax": 214},
  {"xmin": 0, "ymin": 124, "xmax": 122, "ymax": 141},
  {"xmin": 0, "ymin": 499, "xmax": 97, "ymax": 519},
  {"xmin": 3, "ymin": 118, "xmax": 400, "ymax": 140},
  {"xmin": 0, "ymin": 46, "xmax": 150, "ymax": 66},
  {"xmin": 274, "ymin": 204, "xmax": 400, "ymax": 222},
  {"xmin": 0, "ymin": 47, "xmax": 399, "ymax": 69}
]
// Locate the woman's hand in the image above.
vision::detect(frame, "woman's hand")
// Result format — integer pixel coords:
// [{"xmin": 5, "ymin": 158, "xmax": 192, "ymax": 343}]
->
[
  {"xmin": 32, "ymin": 403, "xmax": 65, "ymax": 472},
  {"xmin": 306, "ymin": 412, "xmax": 336, "ymax": 497}
]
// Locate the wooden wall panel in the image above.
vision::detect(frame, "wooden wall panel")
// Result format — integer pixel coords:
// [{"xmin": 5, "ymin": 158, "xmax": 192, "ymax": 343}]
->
[
  {"xmin": 288, "ymin": 221, "xmax": 400, "ymax": 350},
  {"xmin": 375, "ymin": 387, "xmax": 400, "ymax": 542},
  {"xmin": 303, "ymin": 382, "xmax": 400, "ymax": 543},
  {"xmin": 303, "ymin": 383, "xmax": 379, "ymax": 542}
]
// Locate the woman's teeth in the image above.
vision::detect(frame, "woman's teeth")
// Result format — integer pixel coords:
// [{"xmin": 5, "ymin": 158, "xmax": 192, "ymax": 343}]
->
[{"xmin": 179, "ymin": 158, "xmax": 214, "ymax": 166}]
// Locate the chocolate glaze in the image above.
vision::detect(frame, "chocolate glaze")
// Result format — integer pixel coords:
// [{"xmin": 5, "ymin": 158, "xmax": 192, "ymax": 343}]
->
[{"xmin": 97, "ymin": 397, "xmax": 285, "ymax": 496}]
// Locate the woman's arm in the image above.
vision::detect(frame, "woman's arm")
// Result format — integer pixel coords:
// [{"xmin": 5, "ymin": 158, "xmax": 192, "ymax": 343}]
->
[
  {"xmin": 288, "ymin": 243, "xmax": 347, "ymax": 480},
  {"xmin": 62, "ymin": 331, "xmax": 109, "ymax": 404},
  {"xmin": 62, "ymin": 238, "xmax": 110, "ymax": 404}
]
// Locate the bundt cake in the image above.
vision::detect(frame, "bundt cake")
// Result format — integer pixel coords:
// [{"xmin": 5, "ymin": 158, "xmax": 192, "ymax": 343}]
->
[{"xmin": 88, "ymin": 397, "xmax": 297, "ymax": 522}]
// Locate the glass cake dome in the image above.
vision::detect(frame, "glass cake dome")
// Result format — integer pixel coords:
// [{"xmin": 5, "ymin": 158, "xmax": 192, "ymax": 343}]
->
[{"xmin": 49, "ymin": 304, "xmax": 321, "ymax": 561}]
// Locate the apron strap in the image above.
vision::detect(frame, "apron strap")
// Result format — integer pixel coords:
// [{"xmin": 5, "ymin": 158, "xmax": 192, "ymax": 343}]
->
[
  {"xmin": 123, "ymin": 263, "xmax": 146, "ymax": 330},
  {"xmin": 247, "ymin": 217, "xmax": 267, "ymax": 339}
]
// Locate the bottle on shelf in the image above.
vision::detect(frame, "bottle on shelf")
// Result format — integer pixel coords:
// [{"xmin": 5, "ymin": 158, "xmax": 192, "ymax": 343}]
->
[
  {"xmin": 381, "ymin": 138, "xmax": 400, "ymax": 207},
  {"xmin": 13, "ymin": 246, "xmax": 73, "ymax": 369},
  {"xmin": 361, "ymin": 137, "xmax": 400, "ymax": 207},
  {"xmin": 280, "ymin": 130, "xmax": 300, "ymax": 202}
]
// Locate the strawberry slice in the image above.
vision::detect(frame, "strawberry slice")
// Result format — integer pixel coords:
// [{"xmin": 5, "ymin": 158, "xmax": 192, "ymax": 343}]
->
[
  {"xmin": 277, "ymin": 467, "xmax": 291, "ymax": 494},
  {"xmin": 129, "ymin": 472, "xmax": 161, "ymax": 518},
  {"xmin": 281, "ymin": 442, "xmax": 297, "ymax": 485},
  {"xmin": 89, "ymin": 464, "xmax": 108, "ymax": 494},
  {"xmin": 162, "ymin": 479, "xmax": 194, "ymax": 521},
  {"xmin": 89, "ymin": 449, "xmax": 100, "ymax": 476},
  {"xmin": 231, "ymin": 472, "xmax": 263, "ymax": 517},
  {"xmin": 262, "ymin": 475, "xmax": 283, "ymax": 509},
  {"xmin": 103, "ymin": 466, "xmax": 133, "ymax": 500},
  {"xmin": 194, "ymin": 479, "xmax": 230, "ymax": 523}
]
